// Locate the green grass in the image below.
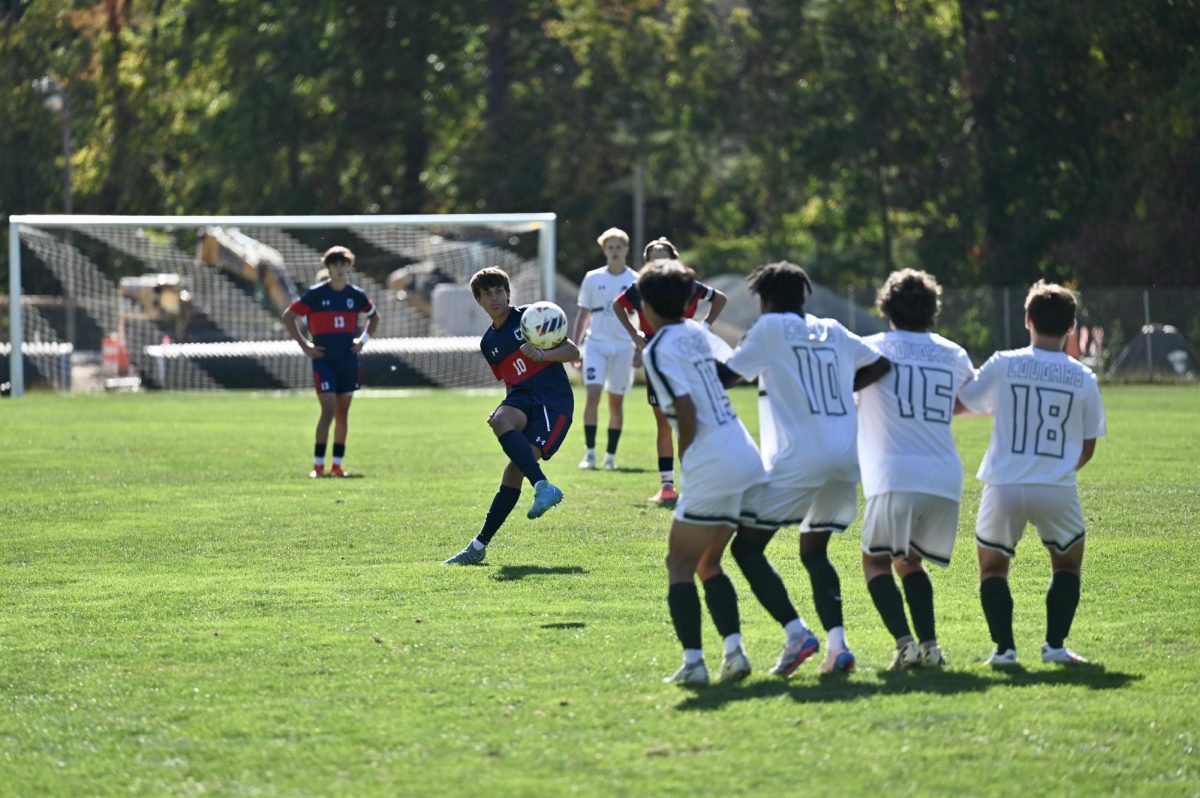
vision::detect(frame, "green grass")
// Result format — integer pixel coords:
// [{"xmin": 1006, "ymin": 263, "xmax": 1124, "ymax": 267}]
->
[{"xmin": 1, "ymin": 384, "xmax": 1198, "ymax": 796}]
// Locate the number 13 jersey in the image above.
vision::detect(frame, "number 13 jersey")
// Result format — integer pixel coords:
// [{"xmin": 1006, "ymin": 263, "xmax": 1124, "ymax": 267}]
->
[{"xmin": 958, "ymin": 346, "xmax": 1106, "ymax": 487}]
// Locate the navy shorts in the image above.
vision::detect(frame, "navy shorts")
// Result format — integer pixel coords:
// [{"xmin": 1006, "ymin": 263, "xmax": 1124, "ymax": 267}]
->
[
  {"xmin": 313, "ymin": 357, "xmax": 361, "ymax": 394},
  {"xmin": 501, "ymin": 393, "xmax": 572, "ymax": 460}
]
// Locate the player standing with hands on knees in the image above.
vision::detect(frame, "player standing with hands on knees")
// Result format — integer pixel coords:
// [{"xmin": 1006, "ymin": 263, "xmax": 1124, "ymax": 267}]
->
[
  {"xmin": 855, "ymin": 269, "xmax": 976, "ymax": 670},
  {"xmin": 958, "ymin": 281, "xmax": 1106, "ymax": 666},
  {"xmin": 640, "ymin": 259, "xmax": 767, "ymax": 685},
  {"xmin": 575, "ymin": 228, "xmax": 639, "ymax": 470},
  {"xmin": 443, "ymin": 267, "xmax": 579, "ymax": 566},
  {"xmin": 282, "ymin": 246, "xmax": 380, "ymax": 478},
  {"xmin": 614, "ymin": 237, "xmax": 728, "ymax": 505}
]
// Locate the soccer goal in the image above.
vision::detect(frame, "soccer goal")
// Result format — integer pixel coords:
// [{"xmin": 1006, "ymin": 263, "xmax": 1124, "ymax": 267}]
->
[{"xmin": 5, "ymin": 213, "xmax": 557, "ymax": 396}]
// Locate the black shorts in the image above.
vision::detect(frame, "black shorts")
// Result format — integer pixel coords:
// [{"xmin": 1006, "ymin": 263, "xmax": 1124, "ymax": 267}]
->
[{"xmin": 500, "ymin": 394, "xmax": 572, "ymax": 460}]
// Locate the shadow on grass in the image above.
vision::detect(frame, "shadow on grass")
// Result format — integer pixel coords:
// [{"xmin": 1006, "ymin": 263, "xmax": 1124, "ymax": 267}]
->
[
  {"xmin": 673, "ymin": 664, "xmax": 1141, "ymax": 712},
  {"xmin": 491, "ymin": 565, "xmax": 588, "ymax": 582},
  {"xmin": 540, "ymin": 621, "xmax": 586, "ymax": 629}
]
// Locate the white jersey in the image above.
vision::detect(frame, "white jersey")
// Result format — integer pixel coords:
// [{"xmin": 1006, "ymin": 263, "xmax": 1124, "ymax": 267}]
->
[
  {"xmin": 727, "ymin": 312, "xmax": 882, "ymax": 487},
  {"xmin": 643, "ymin": 319, "xmax": 765, "ymax": 496},
  {"xmin": 856, "ymin": 330, "xmax": 977, "ymax": 500},
  {"xmin": 577, "ymin": 265, "xmax": 638, "ymax": 344},
  {"xmin": 958, "ymin": 346, "xmax": 1106, "ymax": 487}
]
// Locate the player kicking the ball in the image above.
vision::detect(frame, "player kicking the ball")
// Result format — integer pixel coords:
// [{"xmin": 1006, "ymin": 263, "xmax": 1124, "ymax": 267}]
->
[
  {"xmin": 958, "ymin": 281, "xmax": 1106, "ymax": 666},
  {"xmin": 856, "ymin": 269, "xmax": 976, "ymax": 670},
  {"xmin": 443, "ymin": 268, "xmax": 579, "ymax": 566}
]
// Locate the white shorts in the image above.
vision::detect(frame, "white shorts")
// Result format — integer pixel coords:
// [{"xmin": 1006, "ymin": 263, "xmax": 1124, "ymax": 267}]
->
[
  {"xmin": 674, "ymin": 486, "xmax": 753, "ymax": 528},
  {"xmin": 975, "ymin": 483, "xmax": 1086, "ymax": 557},
  {"xmin": 861, "ymin": 492, "xmax": 961, "ymax": 566},
  {"xmin": 740, "ymin": 480, "xmax": 859, "ymax": 534},
  {"xmin": 581, "ymin": 338, "xmax": 635, "ymax": 394}
]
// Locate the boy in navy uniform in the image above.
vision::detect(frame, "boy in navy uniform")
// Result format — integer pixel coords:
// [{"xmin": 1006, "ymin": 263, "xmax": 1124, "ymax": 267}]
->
[
  {"xmin": 283, "ymin": 246, "xmax": 380, "ymax": 478},
  {"xmin": 444, "ymin": 267, "xmax": 580, "ymax": 565}
]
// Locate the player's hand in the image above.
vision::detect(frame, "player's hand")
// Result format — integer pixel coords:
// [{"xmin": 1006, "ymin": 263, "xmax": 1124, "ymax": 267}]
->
[
  {"xmin": 519, "ymin": 342, "xmax": 545, "ymax": 361},
  {"xmin": 304, "ymin": 344, "xmax": 326, "ymax": 359},
  {"xmin": 351, "ymin": 338, "xmax": 365, "ymax": 353}
]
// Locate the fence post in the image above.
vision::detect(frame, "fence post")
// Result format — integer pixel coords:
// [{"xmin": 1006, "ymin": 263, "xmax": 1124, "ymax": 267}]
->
[
  {"xmin": 1143, "ymin": 289, "xmax": 1153, "ymax": 382},
  {"xmin": 1002, "ymin": 287, "xmax": 1012, "ymax": 350}
]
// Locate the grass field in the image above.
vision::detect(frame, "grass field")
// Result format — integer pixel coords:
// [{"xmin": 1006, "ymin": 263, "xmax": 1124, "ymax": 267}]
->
[{"xmin": 2, "ymin": 384, "xmax": 1198, "ymax": 796}]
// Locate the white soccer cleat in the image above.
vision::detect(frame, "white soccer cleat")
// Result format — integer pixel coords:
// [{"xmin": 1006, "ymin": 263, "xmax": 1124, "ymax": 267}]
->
[
  {"xmin": 920, "ymin": 642, "xmax": 947, "ymax": 668},
  {"xmin": 887, "ymin": 638, "xmax": 921, "ymax": 671},
  {"xmin": 602, "ymin": 454, "xmax": 617, "ymax": 470},
  {"xmin": 578, "ymin": 453, "xmax": 596, "ymax": 470},
  {"xmin": 664, "ymin": 660, "xmax": 710, "ymax": 686},
  {"xmin": 985, "ymin": 647, "xmax": 1019, "ymax": 667},
  {"xmin": 1042, "ymin": 644, "xmax": 1087, "ymax": 665},
  {"xmin": 719, "ymin": 647, "xmax": 752, "ymax": 683}
]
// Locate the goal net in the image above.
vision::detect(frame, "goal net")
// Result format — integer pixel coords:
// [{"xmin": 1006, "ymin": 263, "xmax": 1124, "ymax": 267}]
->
[{"xmin": 5, "ymin": 214, "xmax": 557, "ymax": 395}]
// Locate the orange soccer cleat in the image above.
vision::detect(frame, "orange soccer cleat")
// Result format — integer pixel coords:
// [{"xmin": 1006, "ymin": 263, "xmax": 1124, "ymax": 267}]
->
[
  {"xmin": 330, "ymin": 464, "xmax": 348, "ymax": 477},
  {"xmin": 649, "ymin": 485, "xmax": 678, "ymax": 506}
]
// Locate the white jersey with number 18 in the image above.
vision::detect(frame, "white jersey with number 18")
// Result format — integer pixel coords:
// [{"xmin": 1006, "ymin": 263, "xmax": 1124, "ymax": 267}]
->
[
  {"xmin": 856, "ymin": 330, "xmax": 977, "ymax": 501},
  {"xmin": 958, "ymin": 346, "xmax": 1106, "ymax": 487}
]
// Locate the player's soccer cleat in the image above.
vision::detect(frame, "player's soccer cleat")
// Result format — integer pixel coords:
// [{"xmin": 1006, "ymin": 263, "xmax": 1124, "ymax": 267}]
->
[
  {"xmin": 719, "ymin": 647, "xmax": 753, "ymax": 683},
  {"xmin": 649, "ymin": 485, "xmax": 678, "ymax": 506},
  {"xmin": 920, "ymin": 642, "xmax": 947, "ymax": 668},
  {"xmin": 1041, "ymin": 644, "xmax": 1087, "ymax": 665},
  {"xmin": 985, "ymin": 647, "xmax": 1019, "ymax": 667},
  {"xmin": 887, "ymin": 638, "xmax": 921, "ymax": 671},
  {"xmin": 663, "ymin": 660, "xmax": 710, "ymax": 686},
  {"xmin": 578, "ymin": 453, "xmax": 596, "ymax": 470},
  {"xmin": 329, "ymin": 464, "xmax": 348, "ymax": 477},
  {"xmin": 527, "ymin": 480, "xmax": 564, "ymax": 519},
  {"xmin": 443, "ymin": 543, "xmax": 486, "ymax": 566},
  {"xmin": 602, "ymin": 454, "xmax": 617, "ymax": 470},
  {"xmin": 769, "ymin": 630, "xmax": 820, "ymax": 676},
  {"xmin": 819, "ymin": 646, "xmax": 857, "ymax": 674},
  {"xmin": 308, "ymin": 465, "xmax": 325, "ymax": 479}
]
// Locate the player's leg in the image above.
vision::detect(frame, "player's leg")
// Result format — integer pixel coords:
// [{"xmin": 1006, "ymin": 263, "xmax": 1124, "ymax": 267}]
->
[
  {"xmin": 579, "ymin": 383, "xmax": 603, "ymax": 469},
  {"xmin": 800, "ymin": 480, "xmax": 858, "ymax": 672},
  {"xmin": 899, "ymin": 495, "xmax": 958, "ymax": 667},
  {"xmin": 664, "ymin": 520, "xmax": 739, "ymax": 685},
  {"xmin": 650, "ymin": 403, "xmax": 677, "ymax": 504},
  {"xmin": 329, "ymin": 392, "xmax": 353, "ymax": 476},
  {"xmin": 976, "ymin": 484, "xmax": 1024, "ymax": 666},
  {"xmin": 517, "ymin": 403, "xmax": 570, "ymax": 519},
  {"xmin": 444, "ymin": 461, "xmax": 524, "ymax": 565},
  {"xmin": 860, "ymin": 492, "xmax": 917, "ymax": 669},
  {"xmin": 310, "ymin": 387, "xmax": 336, "ymax": 478},
  {"xmin": 603, "ymin": 391, "xmax": 623, "ymax": 469},
  {"xmin": 488, "ymin": 404, "xmax": 549, "ymax": 487},
  {"xmin": 1034, "ymin": 485, "xmax": 1089, "ymax": 664},
  {"xmin": 895, "ymin": 555, "xmax": 943, "ymax": 667},
  {"xmin": 602, "ymin": 344, "xmax": 634, "ymax": 470}
]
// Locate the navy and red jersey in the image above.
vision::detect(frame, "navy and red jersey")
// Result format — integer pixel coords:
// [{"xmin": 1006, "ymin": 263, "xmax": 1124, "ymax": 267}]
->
[
  {"xmin": 481, "ymin": 305, "xmax": 574, "ymax": 416},
  {"xmin": 615, "ymin": 280, "xmax": 715, "ymax": 339},
  {"xmin": 289, "ymin": 282, "xmax": 376, "ymax": 360}
]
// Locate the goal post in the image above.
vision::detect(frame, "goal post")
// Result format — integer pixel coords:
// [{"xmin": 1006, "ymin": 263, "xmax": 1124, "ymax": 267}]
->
[{"xmin": 6, "ymin": 212, "xmax": 557, "ymax": 397}]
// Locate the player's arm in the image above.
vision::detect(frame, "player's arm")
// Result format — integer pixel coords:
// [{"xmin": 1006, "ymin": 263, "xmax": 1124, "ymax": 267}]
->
[
  {"xmin": 673, "ymin": 394, "xmax": 698, "ymax": 461},
  {"xmin": 853, "ymin": 356, "xmax": 891, "ymax": 391},
  {"xmin": 574, "ymin": 307, "xmax": 591, "ymax": 342},
  {"xmin": 614, "ymin": 297, "xmax": 645, "ymax": 365},
  {"xmin": 282, "ymin": 306, "xmax": 324, "ymax": 359},
  {"xmin": 1076, "ymin": 438, "xmax": 1097, "ymax": 471},
  {"xmin": 705, "ymin": 288, "xmax": 728, "ymax": 326},
  {"xmin": 716, "ymin": 361, "xmax": 746, "ymax": 389},
  {"xmin": 352, "ymin": 308, "xmax": 379, "ymax": 353},
  {"xmin": 521, "ymin": 338, "xmax": 581, "ymax": 364}
]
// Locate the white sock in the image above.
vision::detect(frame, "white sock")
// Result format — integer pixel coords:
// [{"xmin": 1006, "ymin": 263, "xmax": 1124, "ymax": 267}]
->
[
  {"xmin": 660, "ymin": 470, "xmax": 674, "ymax": 487},
  {"xmin": 314, "ymin": 457, "xmax": 325, "ymax": 467},
  {"xmin": 723, "ymin": 633, "xmax": 743, "ymax": 656},
  {"xmin": 469, "ymin": 540, "xmax": 485, "ymax": 551},
  {"xmin": 585, "ymin": 448, "xmax": 596, "ymax": 458},
  {"xmin": 683, "ymin": 648, "xmax": 704, "ymax": 665},
  {"xmin": 784, "ymin": 619, "xmax": 809, "ymax": 641},
  {"xmin": 828, "ymin": 626, "xmax": 847, "ymax": 651},
  {"xmin": 332, "ymin": 456, "xmax": 344, "ymax": 467}
]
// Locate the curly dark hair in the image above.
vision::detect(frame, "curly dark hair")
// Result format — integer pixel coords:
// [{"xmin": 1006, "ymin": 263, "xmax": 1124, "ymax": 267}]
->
[
  {"xmin": 876, "ymin": 269, "xmax": 942, "ymax": 331},
  {"xmin": 745, "ymin": 261, "xmax": 813, "ymax": 313}
]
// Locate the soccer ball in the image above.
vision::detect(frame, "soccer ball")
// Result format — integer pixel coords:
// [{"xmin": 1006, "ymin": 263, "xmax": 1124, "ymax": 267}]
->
[{"xmin": 520, "ymin": 301, "xmax": 569, "ymax": 349}]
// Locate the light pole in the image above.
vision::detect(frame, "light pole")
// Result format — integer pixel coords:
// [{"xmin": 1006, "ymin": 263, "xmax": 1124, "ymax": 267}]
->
[{"xmin": 32, "ymin": 76, "xmax": 73, "ymax": 215}]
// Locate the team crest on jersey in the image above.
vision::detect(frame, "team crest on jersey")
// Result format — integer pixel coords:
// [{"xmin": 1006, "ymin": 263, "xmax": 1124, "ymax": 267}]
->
[{"xmin": 347, "ymin": 299, "xmax": 355, "ymax": 309}]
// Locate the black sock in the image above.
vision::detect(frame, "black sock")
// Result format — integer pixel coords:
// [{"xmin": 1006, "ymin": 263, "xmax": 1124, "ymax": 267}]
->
[
  {"xmin": 658, "ymin": 456, "xmax": 673, "ymax": 478},
  {"xmin": 667, "ymin": 582, "xmax": 703, "ymax": 651},
  {"xmin": 1045, "ymin": 571, "xmax": 1081, "ymax": 649},
  {"xmin": 702, "ymin": 572, "xmax": 741, "ymax": 639},
  {"xmin": 332, "ymin": 442, "xmax": 346, "ymax": 459},
  {"xmin": 475, "ymin": 485, "xmax": 522, "ymax": 546},
  {"xmin": 730, "ymin": 535, "xmax": 799, "ymax": 627},
  {"xmin": 867, "ymin": 575, "xmax": 912, "ymax": 640},
  {"xmin": 584, "ymin": 424, "xmax": 597, "ymax": 449},
  {"xmin": 901, "ymin": 571, "xmax": 936, "ymax": 644},
  {"xmin": 497, "ymin": 429, "xmax": 547, "ymax": 486},
  {"xmin": 606, "ymin": 428, "xmax": 622, "ymax": 455},
  {"xmin": 980, "ymin": 576, "xmax": 1016, "ymax": 652},
  {"xmin": 800, "ymin": 549, "xmax": 844, "ymax": 631},
  {"xmin": 314, "ymin": 443, "xmax": 327, "ymax": 459}
]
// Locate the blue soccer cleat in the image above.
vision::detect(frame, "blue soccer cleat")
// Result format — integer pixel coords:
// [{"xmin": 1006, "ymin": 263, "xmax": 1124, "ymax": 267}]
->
[
  {"xmin": 769, "ymin": 629, "xmax": 820, "ymax": 677},
  {"xmin": 527, "ymin": 480, "xmax": 564, "ymax": 519},
  {"xmin": 443, "ymin": 543, "xmax": 486, "ymax": 565}
]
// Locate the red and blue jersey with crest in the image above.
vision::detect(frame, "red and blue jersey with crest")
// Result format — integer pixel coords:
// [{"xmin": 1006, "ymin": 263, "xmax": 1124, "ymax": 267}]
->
[
  {"xmin": 482, "ymin": 305, "xmax": 574, "ymax": 415},
  {"xmin": 289, "ymin": 282, "xmax": 376, "ymax": 360},
  {"xmin": 616, "ymin": 280, "xmax": 714, "ymax": 339}
]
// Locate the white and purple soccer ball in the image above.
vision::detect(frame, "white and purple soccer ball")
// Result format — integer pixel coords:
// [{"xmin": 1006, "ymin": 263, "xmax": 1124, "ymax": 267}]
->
[{"xmin": 520, "ymin": 301, "xmax": 569, "ymax": 349}]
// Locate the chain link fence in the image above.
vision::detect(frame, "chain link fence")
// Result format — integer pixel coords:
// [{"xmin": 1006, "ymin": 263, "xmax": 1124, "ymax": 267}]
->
[{"xmin": 846, "ymin": 286, "xmax": 1200, "ymax": 382}]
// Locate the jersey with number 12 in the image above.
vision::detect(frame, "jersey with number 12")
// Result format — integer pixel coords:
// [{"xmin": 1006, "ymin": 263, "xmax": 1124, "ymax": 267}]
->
[{"xmin": 958, "ymin": 346, "xmax": 1106, "ymax": 487}]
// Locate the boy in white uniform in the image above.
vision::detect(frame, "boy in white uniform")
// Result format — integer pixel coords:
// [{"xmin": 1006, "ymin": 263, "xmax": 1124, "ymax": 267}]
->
[
  {"xmin": 958, "ymin": 280, "xmax": 1106, "ymax": 667},
  {"xmin": 856, "ymin": 269, "xmax": 976, "ymax": 670},
  {"xmin": 722, "ymin": 262, "xmax": 890, "ymax": 676},
  {"xmin": 575, "ymin": 228, "xmax": 639, "ymax": 470},
  {"xmin": 641, "ymin": 259, "xmax": 767, "ymax": 686}
]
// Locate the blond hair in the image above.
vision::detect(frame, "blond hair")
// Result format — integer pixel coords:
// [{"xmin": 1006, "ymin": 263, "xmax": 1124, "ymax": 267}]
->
[{"xmin": 597, "ymin": 227, "xmax": 630, "ymax": 248}]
